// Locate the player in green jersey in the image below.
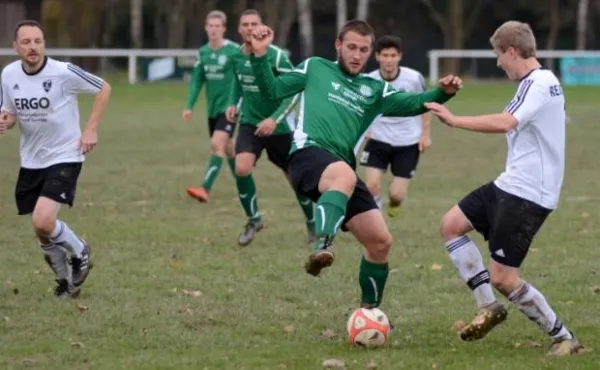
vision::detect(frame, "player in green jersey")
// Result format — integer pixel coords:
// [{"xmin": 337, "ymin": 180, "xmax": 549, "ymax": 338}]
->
[
  {"xmin": 183, "ymin": 10, "xmax": 248, "ymax": 203},
  {"xmin": 225, "ymin": 9, "xmax": 315, "ymax": 247},
  {"xmin": 248, "ymin": 20, "xmax": 461, "ymax": 310}
]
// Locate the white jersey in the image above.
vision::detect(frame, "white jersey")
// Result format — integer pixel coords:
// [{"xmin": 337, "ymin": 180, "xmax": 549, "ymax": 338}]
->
[
  {"xmin": 494, "ymin": 68, "xmax": 566, "ymax": 210},
  {"xmin": 1, "ymin": 57, "xmax": 104, "ymax": 169},
  {"xmin": 366, "ymin": 67, "xmax": 426, "ymax": 146}
]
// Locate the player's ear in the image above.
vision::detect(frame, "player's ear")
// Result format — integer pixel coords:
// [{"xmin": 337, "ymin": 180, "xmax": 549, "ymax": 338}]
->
[{"xmin": 335, "ymin": 38, "xmax": 342, "ymax": 52}]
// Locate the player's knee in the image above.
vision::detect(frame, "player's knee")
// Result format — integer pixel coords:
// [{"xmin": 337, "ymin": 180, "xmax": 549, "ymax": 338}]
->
[
  {"xmin": 489, "ymin": 263, "xmax": 521, "ymax": 295},
  {"xmin": 440, "ymin": 209, "xmax": 464, "ymax": 241},
  {"xmin": 366, "ymin": 181, "xmax": 380, "ymax": 197},
  {"xmin": 210, "ymin": 137, "xmax": 227, "ymax": 156},
  {"xmin": 31, "ymin": 212, "xmax": 55, "ymax": 237},
  {"xmin": 389, "ymin": 187, "xmax": 406, "ymax": 203},
  {"xmin": 365, "ymin": 231, "xmax": 393, "ymax": 262},
  {"xmin": 235, "ymin": 161, "xmax": 252, "ymax": 177}
]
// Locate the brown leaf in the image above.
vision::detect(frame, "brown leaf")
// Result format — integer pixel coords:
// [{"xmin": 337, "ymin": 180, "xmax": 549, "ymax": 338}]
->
[
  {"xmin": 451, "ymin": 320, "xmax": 466, "ymax": 332},
  {"xmin": 320, "ymin": 329, "xmax": 338, "ymax": 339},
  {"xmin": 432, "ymin": 365, "xmax": 439, "ymax": 370},
  {"xmin": 170, "ymin": 261, "xmax": 185, "ymax": 270},
  {"xmin": 431, "ymin": 264, "xmax": 443, "ymax": 271},
  {"xmin": 70, "ymin": 341, "xmax": 85, "ymax": 348},
  {"xmin": 516, "ymin": 341, "xmax": 541, "ymax": 348},
  {"xmin": 283, "ymin": 325, "xmax": 296, "ymax": 333},
  {"xmin": 322, "ymin": 359, "xmax": 346, "ymax": 369},
  {"xmin": 593, "ymin": 285, "xmax": 600, "ymax": 294},
  {"xmin": 182, "ymin": 289, "xmax": 202, "ymax": 298},
  {"xmin": 530, "ymin": 248, "xmax": 539, "ymax": 253},
  {"xmin": 21, "ymin": 358, "xmax": 36, "ymax": 365},
  {"xmin": 366, "ymin": 360, "xmax": 378, "ymax": 370},
  {"xmin": 178, "ymin": 307, "xmax": 193, "ymax": 315},
  {"xmin": 77, "ymin": 303, "xmax": 89, "ymax": 312}
]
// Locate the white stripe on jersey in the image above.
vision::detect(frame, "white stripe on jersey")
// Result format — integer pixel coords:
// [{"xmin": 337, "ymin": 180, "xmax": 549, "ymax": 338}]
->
[
  {"xmin": 365, "ymin": 67, "xmax": 426, "ymax": 147},
  {"xmin": 494, "ymin": 68, "xmax": 566, "ymax": 210},
  {"xmin": 0, "ymin": 57, "xmax": 104, "ymax": 169}
]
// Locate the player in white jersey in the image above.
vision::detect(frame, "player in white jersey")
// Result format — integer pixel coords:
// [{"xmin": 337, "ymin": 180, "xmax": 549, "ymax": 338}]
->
[
  {"xmin": 355, "ymin": 35, "xmax": 431, "ymax": 217},
  {"xmin": 425, "ymin": 21, "xmax": 583, "ymax": 355},
  {"xmin": 0, "ymin": 20, "xmax": 111, "ymax": 298}
]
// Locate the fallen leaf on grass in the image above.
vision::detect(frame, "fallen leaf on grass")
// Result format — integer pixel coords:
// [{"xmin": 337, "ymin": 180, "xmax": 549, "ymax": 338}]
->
[
  {"xmin": 283, "ymin": 325, "xmax": 296, "ymax": 333},
  {"xmin": 320, "ymin": 329, "xmax": 338, "ymax": 339},
  {"xmin": 178, "ymin": 307, "xmax": 193, "ymax": 315},
  {"xmin": 366, "ymin": 360, "xmax": 378, "ymax": 369},
  {"xmin": 182, "ymin": 289, "xmax": 202, "ymax": 298},
  {"xmin": 431, "ymin": 264, "xmax": 443, "ymax": 271},
  {"xmin": 451, "ymin": 320, "xmax": 466, "ymax": 332},
  {"xmin": 170, "ymin": 261, "xmax": 185, "ymax": 270},
  {"xmin": 77, "ymin": 303, "xmax": 89, "ymax": 312},
  {"xmin": 514, "ymin": 341, "xmax": 542, "ymax": 348},
  {"xmin": 3, "ymin": 316, "xmax": 10, "ymax": 322},
  {"xmin": 593, "ymin": 285, "xmax": 600, "ymax": 294},
  {"xmin": 70, "ymin": 341, "xmax": 85, "ymax": 348},
  {"xmin": 432, "ymin": 365, "xmax": 439, "ymax": 370},
  {"xmin": 581, "ymin": 212, "xmax": 590, "ymax": 218},
  {"xmin": 21, "ymin": 358, "xmax": 36, "ymax": 365},
  {"xmin": 415, "ymin": 264, "xmax": 424, "ymax": 269},
  {"xmin": 530, "ymin": 248, "xmax": 539, "ymax": 253},
  {"xmin": 322, "ymin": 359, "xmax": 346, "ymax": 369}
]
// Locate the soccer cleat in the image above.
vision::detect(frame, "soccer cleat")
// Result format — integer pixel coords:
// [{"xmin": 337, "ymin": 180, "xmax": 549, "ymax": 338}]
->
[
  {"xmin": 306, "ymin": 222, "xmax": 316, "ymax": 244},
  {"xmin": 53, "ymin": 278, "xmax": 80, "ymax": 298},
  {"xmin": 548, "ymin": 331, "xmax": 585, "ymax": 356},
  {"xmin": 238, "ymin": 219, "xmax": 264, "ymax": 246},
  {"xmin": 71, "ymin": 240, "xmax": 92, "ymax": 287},
  {"xmin": 304, "ymin": 237, "xmax": 335, "ymax": 276},
  {"xmin": 387, "ymin": 203, "xmax": 400, "ymax": 218},
  {"xmin": 460, "ymin": 301, "xmax": 508, "ymax": 341},
  {"xmin": 186, "ymin": 187, "xmax": 210, "ymax": 202}
]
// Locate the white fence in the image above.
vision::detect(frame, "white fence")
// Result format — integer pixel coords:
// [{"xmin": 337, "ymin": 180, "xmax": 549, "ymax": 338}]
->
[
  {"xmin": 3, "ymin": 48, "xmax": 600, "ymax": 85},
  {"xmin": 428, "ymin": 49, "xmax": 600, "ymax": 83},
  {"xmin": 0, "ymin": 48, "xmax": 199, "ymax": 84}
]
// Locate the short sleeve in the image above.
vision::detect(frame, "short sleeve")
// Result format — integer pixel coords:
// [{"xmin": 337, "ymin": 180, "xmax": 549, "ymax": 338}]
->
[
  {"xmin": 65, "ymin": 63, "xmax": 105, "ymax": 94},
  {"xmin": 0, "ymin": 72, "xmax": 16, "ymax": 114},
  {"xmin": 504, "ymin": 79, "xmax": 547, "ymax": 128},
  {"xmin": 416, "ymin": 73, "xmax": 426, "ymax": 92}
]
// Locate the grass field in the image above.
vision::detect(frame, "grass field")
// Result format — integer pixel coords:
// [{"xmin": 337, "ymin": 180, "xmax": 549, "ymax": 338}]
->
[{"xmin": 0, "ymin": 81, "xmax": 599, "ymax": 370}]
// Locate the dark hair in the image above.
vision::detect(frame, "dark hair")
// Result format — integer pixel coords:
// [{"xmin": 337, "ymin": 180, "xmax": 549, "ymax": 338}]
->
[
  {"xmin": 375, "ymin": 35, "xmax": 403, "ymax": 54},
  {"xmin": 240, "ymin": 9, "xmax": 261, "ymax": 20},
  {"xmin": 337, "ymin": 20, "xmax": 375, "ymax": 43},
  {"xmin": 14, "ymin": 20, "xmax": 43, "ymax": 40}
]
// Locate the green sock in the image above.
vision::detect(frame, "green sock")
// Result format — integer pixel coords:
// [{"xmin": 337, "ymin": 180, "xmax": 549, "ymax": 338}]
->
[
  {"xmin": 227, "ymin": 157, "xmax": 236, "ymax": 177},
  {"xmin": 296, "ymin": 194, "xmax": 315, "ymax": 225},
  {"xmin": 202, "ymin": 155, "xmax": 224, "ymax": 192},
  {"xmin": 359, "ymin": 256, "xmax": 390, "ymax": 307},
  {"xmin": 235, "ymin": 175, "xmax": 260, "ymax": 221},
  {"xmin": 312, "ymin": 190, "xmax": 348, "ymax": 250}
]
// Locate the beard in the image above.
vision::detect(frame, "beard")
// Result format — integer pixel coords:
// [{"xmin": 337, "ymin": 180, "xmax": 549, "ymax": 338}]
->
[{"xmin": 337, "ymin": 55, "xmax": 363, "ymax": 76}]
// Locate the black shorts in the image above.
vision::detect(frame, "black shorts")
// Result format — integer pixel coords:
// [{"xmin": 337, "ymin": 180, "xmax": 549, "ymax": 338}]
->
[
  {"xmin": 15, "ymin": 162, "xmax": 83, "ymax": 215},
  {"xmin": 458, "ymin": 182, "xmax": 551, "ymax": 268},
  {"xmin": 208, "ymin": 113, "xmax": 236, "ymax": 137},
  {"xmin": 235, "ymin": 123, "xmax": 291, "ymax": 171},
  {"xmin": 359, "ymin": 139, "xmax": 420, "ymax": 179},
  {"xmin": 288, "ymin": 146, "xmax": 378, "ymax": 232}
]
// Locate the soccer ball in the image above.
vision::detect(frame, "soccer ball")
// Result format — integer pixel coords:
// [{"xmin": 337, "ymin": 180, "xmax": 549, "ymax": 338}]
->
[{"xmin": 346, "ymin": 307, "xmax": 391, "ymax": 348}]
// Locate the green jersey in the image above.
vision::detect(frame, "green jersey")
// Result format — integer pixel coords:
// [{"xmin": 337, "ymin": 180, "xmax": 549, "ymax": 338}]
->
[
  {"xmin": 185, "ymin": 39, "xmax": 240, "ymax": 118},
  {"xmin": 228, "ymin": 45, "xmax": 299, "ymax": 135},
  {"xmin": 250, "ymin": 56, "xmax": 454, "ymax": 167}
]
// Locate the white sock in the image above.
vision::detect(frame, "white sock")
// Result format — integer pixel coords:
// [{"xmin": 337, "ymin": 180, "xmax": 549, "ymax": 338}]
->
[
  {"xmin": 50, "ymin": 220, "xmax": 85, "ymax": 258},
  {"xmin": 445, "ymin": 235, "xmax": 497, "ymax": 308},
  {"xmin": 507, "ymin": 281, "xmax": 572, "ymax": 340},
  {"xmin": 374, "ymin": 195, "xmax": 383, "ymax": 209}
]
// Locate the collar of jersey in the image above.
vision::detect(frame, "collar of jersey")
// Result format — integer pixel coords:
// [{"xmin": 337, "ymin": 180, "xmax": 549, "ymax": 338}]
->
[
  {"xmin": 21, "ymin": 56, "xmax": 48, "ymax": 76},
  {"xmin": 519, "ymin": 66, "xmax": 541, "ymax": 81}
]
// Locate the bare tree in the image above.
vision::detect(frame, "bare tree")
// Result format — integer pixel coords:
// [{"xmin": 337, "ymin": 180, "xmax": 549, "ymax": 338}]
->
[
  {"xmin": 420, "ymin": 0, "xmax": 483, "ymax": 74},
  {"xmin": 356, "ymin": 0, "xmax": 370, "ymax": 20},
  {"xmin": 131, "ymin": 0, "xmax": 143, "ymax": 48},
  {"xmin": 276, "ymin": 1, "xmax": 297, "ymax": 47},
  {"xmin": 297, "ymin": 0, "xmax": 314, "ymax": 58},
  {"xmin": 576, "ymin": 0, "xmax": 590, "ymax": 49},
  {"xmin": 337, "ymin": 0, "xmax": 347, "ymax": 31}
]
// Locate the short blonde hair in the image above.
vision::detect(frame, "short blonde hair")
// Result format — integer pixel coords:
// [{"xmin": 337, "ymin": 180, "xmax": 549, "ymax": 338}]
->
[
  {"xmin": 490, "ymin": 21, "xmax": 536, "ymax": 58},
  {"xmin": 206, "ymin": 10, "xmax": 227, "ymax": 26}
]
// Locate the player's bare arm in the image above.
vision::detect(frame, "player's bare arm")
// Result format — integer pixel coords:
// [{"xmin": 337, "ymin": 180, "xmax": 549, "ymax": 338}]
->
[
  {"xmin": 425, "ymin": 102, "xmax": 518, "ymax": 133},
  {"xmin": 80, "ymin": 82, "xmax": 111, "ymax": 154},
  {"xmin": 419, "ymin": 112, "xmax": 432, "ymax": 152}
]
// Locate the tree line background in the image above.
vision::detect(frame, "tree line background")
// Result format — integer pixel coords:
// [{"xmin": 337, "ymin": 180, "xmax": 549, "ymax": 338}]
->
[{"xmin": 1, "ymin": 0, "xmax": 599, "ymax": 77}]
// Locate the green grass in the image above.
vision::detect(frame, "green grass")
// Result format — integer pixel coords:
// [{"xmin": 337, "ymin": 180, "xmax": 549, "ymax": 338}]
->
[{"xmin": 0, "ymin": 82, "xmax": 599, "ymax": 370}]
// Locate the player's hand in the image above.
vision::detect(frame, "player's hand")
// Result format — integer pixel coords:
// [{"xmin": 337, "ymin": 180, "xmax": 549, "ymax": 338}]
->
[
  {"xmin": 225, "ymin": 105, "xmax": 238, "ymax": 123},
  {"xmin": 0, "ymin": 114, "xmax": 8, "ymax": 136},
  {"xmin": 80, "ymin": 127, "xmax": 98, "ymax": 154},
  {"xmin": 424, "ymin": 102, "xmax": 456, "ymax": 127},
  {"xmin": 255, "ymin": 118, "xmax": 277, "ymax": 137},
  {"xmin": 438, "ymin": 75, "xmax": 463, "ymax": 94},
  {"xmin": 418, "ymin": 135, "xmax": 431, "ymax": 152},
  {"xmin": 182, "ymin": 109, "xmax": 193, "ymax": 121},
  {"xmin": 250, "ymin": 25, "xmax": 274, "ymax": 57}
]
